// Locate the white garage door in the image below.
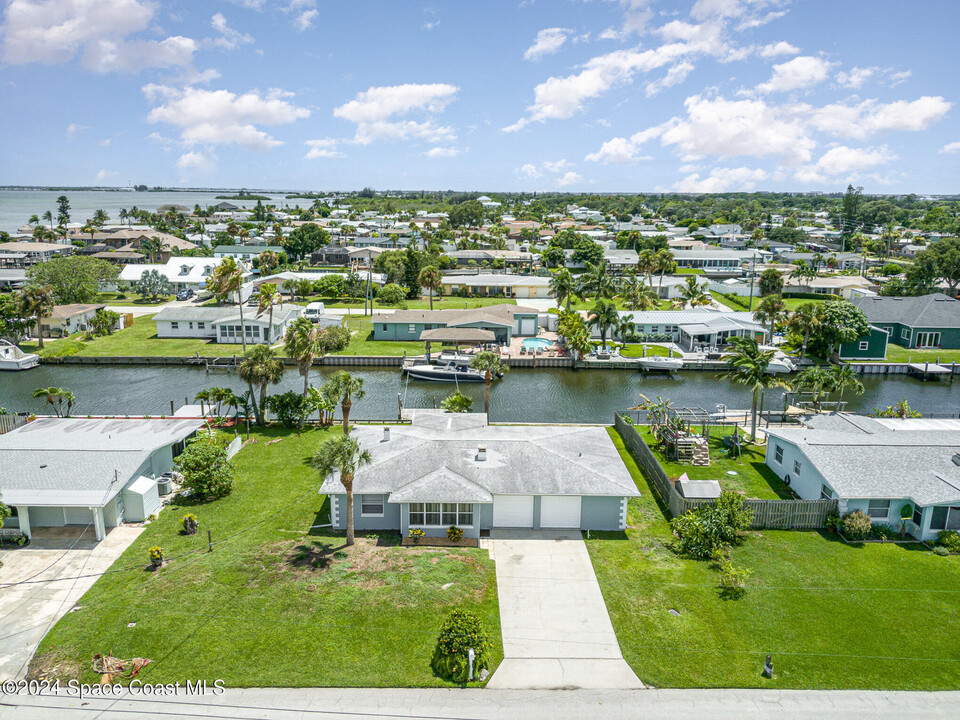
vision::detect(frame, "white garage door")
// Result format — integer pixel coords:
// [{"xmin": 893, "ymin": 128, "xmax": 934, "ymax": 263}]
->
[
  {"xmin": 540, "ymin": 496, "xmax": 581, "ymax": 529},
  {"xmin": 519, "ymin": 318, "xmax": 536, "ymax": 336},
  {"xmin": 493, "ymin": 495, "xmax": 534, "ymax": 527}
]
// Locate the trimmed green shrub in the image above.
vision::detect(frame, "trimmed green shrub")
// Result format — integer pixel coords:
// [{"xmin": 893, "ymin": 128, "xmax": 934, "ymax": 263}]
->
[
  {"xmin": 174, "ymin": 437, "xmax": 235, "ymax": 501},
  {"xmin": 824, "ymin": 510, "xmax": 842, "ymax": 532},
  {"xmin": 937, "ymin": 530, "xmax": 960, "ymax": 553},
  {"xmin": 408, "ymin": 528, "xmax": 425, "ymax": 544},
  {"xmin": 933, "ymin": 546, "xmax": 950, "ymax": 556},
  {"xmin": 431, "ymin": 610, "xmax": 491, "ymax": 683},
  {"xmin": 842, "ymin": 510, "xmax": 872, "ymax": 540},
  {"xmin": 447, "ymin": 526, "xmax": 464, "ymax": 542},
  {"xmin": 670, "ymin": 490, "xmax": 753, "ymax": 559}
]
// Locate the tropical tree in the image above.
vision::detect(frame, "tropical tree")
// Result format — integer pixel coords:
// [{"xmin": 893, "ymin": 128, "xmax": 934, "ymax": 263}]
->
[
  {"xmin": 829, "ymin": 363, "xmax": 864, "ymax": 404},
  {"xmin": 555, "ymin": 309, "xmax": 591, "ymax": 363},
  {"xmin": 208, "ymin": 256, "xmax": 248, "ymax": 351},
  {"xmin": 470, "ymin": 350, "xmax": 507, "ymax": 416},
  {"xmin": 672, "ymin": 276, "xmax": 711, "ymax": 309},
  {"xmin": 284, "ymin": 316, "xmax": 321, "ymax": 396},
  {"xmin": 310, "ymin": 434, "xmax": 372, "ymax": 546},
  {"xmin": 255, "ymin": 282, "xmax": 282, "ymax": 344},
  {"xmin": 786, "ymin": 302, "xmax": 821, "ymax": 361},
  {"xmin": 42, "ymin": 210, "xmax": 54, "ymax": 229},
  {"xmin": 237, "ymin": 345, "xmax": 284, "ymax": 425},
  {"xmin": 32, "ymin": 386, "xmax": 76, "ymax": 417},
  {"xmin": 654, "ymin": 249, "xmax": 676, "ymax": 291},
  {"xmin": 792, "ymin": 365, "xmax": 834, "ymax": 412},
  {"xmin": 621, "ymin": 271, "xmax": 660, "ymax": 311},
  {"xmin": 637, "ymin": 248, "xmax": 658, "ymax": 289},
  {"xmin": 195, "ymin": 386, "xmax": 234, "ymax": 417},
  {"xmin": 417, "ymin": 265, "xmax": 442, "ymax": 310},
  {"xmin": 588, "ymin": 299, "xmax": 619, "ymax": 351},
  {"xmin": 579, "ymin": 259, "xmax": 617, "ymax": 300},
  {"xmin": 789, "ymin": 263, "xmax": 819, "ymax": 290},
  {"xmin": 56, "ymin": 195, "xmax": 70, "ymax": 225},
  {"xmin": 754, "ymin": 295, "xmax": 788, "ymax": 342},
  {"xmin": 258, "ymin": 250, "xmax": 280, "ymax": 276},
  {"xmin": 20, "ymin": 284, "xmax": 54, "ymax": 349},
  {"xmin": 758, "ymin": 268, "xmax": 784, "ymax": 297},
  {"xmin": 134, "ymin": 269, "xmax": 173, "ymax": 302},
  {"xmin": 548, "ymin": 268, "xmax": 577, "ymax": 311},
  {"xmin": 719, "ymin": 336, "xmax": 789, "ymax": 441},
  {"xmin": 325, "ymin": 370, "xmax": 365, "ymax": 435},
  {"xmin": 139, "ymin": 236, "xmax": 165, "ymax": 263},
  {"xmin": 441, "ymin": 391, "xmax": 473, "ymax": 413},
  {"xmin": 616, "ymin": 315, "xmax": 637, "ymax": 343}
]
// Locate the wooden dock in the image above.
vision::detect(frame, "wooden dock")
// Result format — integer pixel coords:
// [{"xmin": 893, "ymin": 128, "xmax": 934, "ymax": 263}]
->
[{"xmin": 907, "ymin": 362, "xmax": 951, "ymax": 380}]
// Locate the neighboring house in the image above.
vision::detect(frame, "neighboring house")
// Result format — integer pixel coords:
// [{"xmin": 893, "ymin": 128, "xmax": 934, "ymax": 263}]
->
[
  {"xmin": 310, "ymin": 246, "xmax": 350, "ymax": 266},
  {"xmin": 39, "ymin": 304, "xmax": 106, "ymax": 338},
  {"xmin": 90, "ymin": 251, "xmax": 145, "ymax": 265},
  {"xmin": 849, "ymin": 293, "xmax": 960, "ymax": 350},
  {"xmin": 153, "ymin": 303, "xmax": 303, "ymax": 344},
  {"xmin": 0, "ymin": 268, "xmax": 27, "ymax": 289},
  {"xmin": 671, "ymin": 249, "xmax": 765, "ymax": 273},
  {"xmin": 372, "ymin": 304, "xmax": 539, "ymax": 344},
  {"xmin": 447, "ymin": 250, "xmax": 534, "ymax": 268},
  {"xmin": 215, "ymin": 245, "xmax": 284, "ymax": 263},
  {"xmin": 320, "ymin": 411, "xmax": 640, "ymax": 538},
  {"xmin": 0, "ymin": 241, "xmax": 74, "ymax": 267},
  {"xmin": 607, "ymin": 309, "xmax": 767, "ymax": 350},
  {"xmin": 440, "ymin": 273, "xmax": 552, "ymax": 299},
  {"xmin": 764, "ymin": 413, "xmax": 960, "ymax": 542},
  {"xmin": 838, "ymin": 325, "xmax": 890, "ymax": 361},
  {"xmin": 783, "ymin": 274, "xmax": 876, "ymax": 299},
  {"xmin": 0, "ymin": 418, "xmax": 201, "ymax": 541},
  {"xmin": 120, "ymin": 258, "xmax": 249, "ymax": 296}
]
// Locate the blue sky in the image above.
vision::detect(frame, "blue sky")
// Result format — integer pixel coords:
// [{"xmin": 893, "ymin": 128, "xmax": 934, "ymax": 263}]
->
[{"xmin": 0, "ymin": 0, "xmax": 957, "ymax": 193}]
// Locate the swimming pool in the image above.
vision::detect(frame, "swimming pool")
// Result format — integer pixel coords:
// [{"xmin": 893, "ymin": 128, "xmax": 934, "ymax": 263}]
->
[{"xmin": 521, "ymin": 338, "xmax": 553, "ymax": 350}]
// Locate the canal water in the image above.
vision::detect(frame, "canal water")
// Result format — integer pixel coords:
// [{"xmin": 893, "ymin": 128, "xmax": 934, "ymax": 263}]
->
[{"xmin": 1, "ymin": 366, "xmax": 957, "ymax": 422}]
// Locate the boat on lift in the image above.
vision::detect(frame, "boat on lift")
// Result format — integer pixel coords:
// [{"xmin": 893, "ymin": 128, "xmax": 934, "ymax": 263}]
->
[
  {"xmin": 0, "ymin": 340, "xmax": 40, "ymax": 371},
  {"xmin": 637, "ymin": 355, "xmax": 684, "ymax": 371},
  {"xmin": 403, "ymin": 361, "xmax": 487, "ymax": 383}
]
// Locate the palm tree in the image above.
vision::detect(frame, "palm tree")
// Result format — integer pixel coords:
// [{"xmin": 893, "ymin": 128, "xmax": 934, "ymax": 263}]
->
[
  {"xmin": 119, "ymin": 208, "xmax": 129, "ymax": 227},
  {"xmin": 654, "ymin": 249, "xmax": 676, "ymax": 292},
  {"xmin": 789, "ymin": 263, "xmax": 818, "ymax": 291},
  {"xmin": 238, "ymin": 345, "xmax": 283, "ymax": 425},
  {"xmin": 470, "ymin": 350, "xmax": 507, "ymax": 416},
  {"xmin": 579, "ymin": 260, "xmax": 616, "ymax": 300},
  {"xmin": 21, "ymin": 284, "xmax": 54, "ymax": 349},
  {"xmin": 793, "ymin": 366, "xmax": 834, "ymax": 412},
  {"xmin": 637, "ymin": 248, "xmax": 658, "ymax": 289},
  {"xmin": 139, "ymin": 236, "xmax": 165, "ymax": 263},
  {"xmin": 754, "ymin": 295, "xmax": 788, "ymax": 343},
  {"xmin": 787, "ymin": 302, "xmax": 821, "ymax": 361},
  {"xmin": 208, "ymin": 256, "xmax": 248, "ymax": 351},
  {"xmin": 255, "ymin": 282, "xmax": 282, "ymax": 344},
  {"xmin": 616, "ymin": 315, "xmax": 637, "ymax": 343},
  {"xmin": 32, "ymin": 386, "xmax": 75, "ymax": 417},
  {"xmin": 42, "ymin": 210, "xmax": 54, "ymax": 229},
  {"xmin": 672, "ymin": 276, "xmax": 711, "ymax": 309},
  {"xmin": 258, "ymin": 250, "xmax": 280, "ymax": 276},
  {"xmin": 28, "ymin": 214, "xmax": 39, "ymax": 227},
  {"xmin": 588, "ymin": 299, "xmax": 619, "ymax": 351},
  {"xmin": 310, "ymin": 434, "xmax": 372, "ymax": 546},
  {"xmin": 549, "ymin": 268, "xmax": 576, "ymax": 311},
  {"xmin": 326, "ymin": 370, "xmax": 365, "ymax": 435},
  {"xmin": 621, "ymin": 271, "xmax": 660, "ymax": 310},
  {"xmin": 284, "ymin": 316, "xmax": 321, "ymax": 396},
  {"xmin": 417, "ymin": 265, "xmax": 442, "ymax": 310},
  {"xmin": 719, "ymin": 337, "xmax": 788, "ymax": 442},
  {"xmin": 829, "ymin": 364, "xmax": 864, "ymax": 405}
]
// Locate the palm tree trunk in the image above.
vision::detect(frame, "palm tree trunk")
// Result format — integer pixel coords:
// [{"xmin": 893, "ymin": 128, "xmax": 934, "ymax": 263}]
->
[
  {"xmin": 302, "ymin": 367, "xmax": 310, "ymax": 397},
  {"xmin": 750, "ymin": 389, "xmax": 758, "ymax": 442},
  {"xmin": 238, "ymin": 291, "xmax": 248, "ymax": 352},
  {"xmin": 801, "ymin": 329, "xmax": 810, "ymax": 360},
  {"xmin": 344, "ymin": 476, "xmax": 355, "ymax": 546},
  {"xmin": 342, "ymin": 398, "xmax": 352, "ymax": 435},
  {"xmin": 428, "ymin": 288, "xmax": 433, "ymax": 311},
  {"xmin": 268, "ymin": 306, "xmax": 274, "ymax": 344},
  {"xmin": 258, "ymin": 383, "xmax": 267, "ymax": 425},
  {"xmin": 36, "ymin": 314, "xmax": 44, "ymax": 350},
  {"xmin": 484, "ymin": 371, "xmax": 491, "ymax": 416},
  {"xmin": 247, "ymin": 381, "xmax": 259, "ymax": 425}
]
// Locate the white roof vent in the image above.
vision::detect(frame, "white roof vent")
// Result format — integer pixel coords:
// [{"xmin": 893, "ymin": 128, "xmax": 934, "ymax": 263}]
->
[
  {"xmin": 477, "ymin": 446, "xmax": 487, "ymax": 462},
  {"xmin": 953, "ymin": 452, "xmax": 960, "ymax": 467},
  {"xmin": 383, "ymin": 427, "xmax": 390, "ymax": 442}
]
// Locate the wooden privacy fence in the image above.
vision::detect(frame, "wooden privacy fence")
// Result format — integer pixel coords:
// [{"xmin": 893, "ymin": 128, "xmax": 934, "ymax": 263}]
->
[
  {"xmin": 613, "ymin": 413, "xmax": 837, "ymax": 530},
  {"xmin": 0, "ymin": 414, "xmax": 28, "ymax": 435}
]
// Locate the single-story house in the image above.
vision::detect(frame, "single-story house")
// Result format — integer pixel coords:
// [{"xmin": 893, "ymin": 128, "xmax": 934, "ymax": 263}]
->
[
  {"xmin": 310, "ymin": 246, "xmax": 350, "ymax": 266},
  {"xmin": 39, "ymin": 304, "xmax": 106, "ymax": 338},
  {"xmin": 764, "ymin": 413, "xmax": 960, "ymax": 542},
  {"xmin": 440, "ymin": 273, "xmax": 552, "ymax": 299},
  {"xmin": 446, "ymin": 250, "xmax": 534, "ymax": 269},
  {"xmin": 783, "ymin": 274, "xmax": 876, "ymax": 299},
  {"xmin": 671, "ymin": 249, "xmax": 765, "ymax": 273},
  {"xmin": 0, "ymin": 268, "xmax": 27, "ymax": 289},
  {"xmin": 0, "ymin": 418, "xmax": 201, "ymax": 541},
  {"xmin": 372, "ymin": 304, "xmax": 539, "ymax": 344},
  {"xmin": 320, "ymin": 411, "xmax": 640, "ymax": 538},
  {"xmin": 605, "ymin": 309, "xmax": 767, "ymax": 350},
  {"xmin": 838, "ymin": 325, "xmax": 890, "ymax": 361},
  {"xmin": 120, "ymin": 258, "xmax": 249, "ymax": 296},
  {"xmin": 153, "ymin": 303, "xmax": 303, "ymax": 344},
  {"xmin": 0, "ymin": 241, "xmax": 74, "ymax": 267},
  {"xmin": 215, "ymin": 245, "xmax": 284, "ymax": 263},
  {"xmin": 850, "ymin": 293, "xmax": 960, "ymax": 350}
]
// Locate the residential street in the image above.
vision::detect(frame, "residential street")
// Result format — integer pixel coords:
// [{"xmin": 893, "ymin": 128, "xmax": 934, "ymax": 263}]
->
[{"xmin": 3, "ymin": 688, "xmax": 960, "ymax": 720}]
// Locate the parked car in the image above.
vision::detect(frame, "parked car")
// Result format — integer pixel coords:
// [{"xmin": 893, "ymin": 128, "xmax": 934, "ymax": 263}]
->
[{"xmin": 176, "ymin": 289, "xmax": 194, "ymax": 301}]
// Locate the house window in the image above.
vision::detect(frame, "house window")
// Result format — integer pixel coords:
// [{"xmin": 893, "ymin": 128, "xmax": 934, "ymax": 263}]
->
[
  {"xmin": 820, "ymin": 483, "xmax": 833, "ymax": 500},
  {"xmin": 198, "ymin": 322, "xmax": 205, "ymax": 329},
  {"xmin": 408, "ymin": 324, "xmax": 417, "ymax": 334},
  {"xmin": 930, "ymin": 507, "xmax": 960, "ymax": 531},
  {"xmin": 382, "ymin": 325, "xmax": 388, "ymax": 331},
  {"xmin": 409, "ymin": 502, "xmax": 473, "ymax": 527},
  {"xmin": 901, "ymin": 328, "xmax": 911, "ymax": 341},
  {"xmin": 867, "ymin": 499, "xmax": 891, "ymax": 519},
  {"xmin": 189, "ymin": 322, "xmax": 193, "ymax": 329},
  {"xmin": 915, "ymin": 332, "xmax": 941, "ymax": 348},
  {"xmin": 171, "ymin": 322, "xmax": 179, "ymax": 329},
  {"xmin": 774, "ymin": 444, "xmax": 784, "ymax": 464},
  {"xmin": 883, "ymin": 326, "xmax": 893, "ymax": 336},
  {"xmin": 793, "ymin": 460, "xmax": 802, "ymax": 476},
  {"xmin": 859, "ymin": 341, "xmax": 869, "ymax": 351},
  {"xmin": 912, "ymin": 505, "xmax": 922, "ymax": 526},
  {"xmin": 360, "ymin": 494, "xmax": 384, "ymax": 517}
]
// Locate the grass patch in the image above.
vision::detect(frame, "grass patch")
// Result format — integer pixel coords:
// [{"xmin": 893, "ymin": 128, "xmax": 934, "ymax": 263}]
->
[
  {"xmin": 635, "ymin": 425, "xmax": 793, "ymax": 499},
  {"xmin": 97, "ymin": 292, "xmax": 171, "ymax": 307},
  {"xmin": 333, "ymin": 316, "xmax": 427, "ymax": 356},
  {"xmin": 882, "ymin": 346, "xmax": 960, "ymax": 364},
  {"xmin": 620, "ymin": 344, "xmax": 680, "ymax": 358},
  {"xmin": 781, "ymin": 297, "xmax": 829, "ymax": 312},
  {"xmin": 589, "ymin": 427, "xmax": 960, "ymax": 690},
  {"xmin": 31, "ymin": 427, "xmax": 501, "ymax": 687}
]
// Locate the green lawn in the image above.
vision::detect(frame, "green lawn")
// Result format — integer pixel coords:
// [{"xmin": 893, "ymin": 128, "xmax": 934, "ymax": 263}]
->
[
  {"xmin": 31, "ymin": 427, "xmax": 501, "ymax": 687},
  {"xmin": 334, "ymin": 316, "xmax": 427, "ymax": 357},
  {"xmin": 96, "ymin": 292, "xmax": 171, "ymax": 307},
  {"xmin": 589, "ymin": 428, "xmax": 960, "ymax": 690},
  {"xmin": 781, "ymin": 297, "xmax": 829, "ymax": 311},
  {"xmin": 620, "ymin": 344, "xmax": 680, "ymax": 358},
  {"xmin": 882, "ymin": 346, "xmax": 960, "ymax": 364},
  {"xmin": 302, "ymin": 297, "xmax": 519, "ymax": 311},
  {"xmin": 635, "ymin": 425, "xmax": 793, "ymax": 499}
]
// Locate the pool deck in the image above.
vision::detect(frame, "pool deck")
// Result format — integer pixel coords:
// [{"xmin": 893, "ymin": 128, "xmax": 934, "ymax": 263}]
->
[{"xmin": 508, "ymin": 331, "xmax": 564, "ymax": 358}]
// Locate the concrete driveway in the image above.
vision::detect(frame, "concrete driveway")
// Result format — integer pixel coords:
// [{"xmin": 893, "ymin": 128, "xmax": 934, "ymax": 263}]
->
[
  {"xmin": 485, "ymin": 530, "xmax": 643, "ymax": 690},
  {"xmin": 0, "ymin": 526, "xmax": 141, "ymax": 681}
]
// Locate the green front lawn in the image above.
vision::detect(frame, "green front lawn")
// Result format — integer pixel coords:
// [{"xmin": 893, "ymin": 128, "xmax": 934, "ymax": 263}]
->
[
  {"xmin": 590, "ymin": 429, "xmax": 960, "ymax": 690},
  {"xmin": 334, "ymin": 315, "xmax": 428, "ymax": 357},
  {"xmin": 96, "ymin": 292, "xmax": 172, "ymax": 306},
  {"xmin": 882, "ymin": 346, "xmax": 960, "ymax": 364},
  {"xmin": 635, "ymin": 425, "xmax": 793, "ymax": 499},
  {"xmin": 781, "ymin": 297, "xmax": 829, "ymax": 311},
  {"xmin": 31, "ymin": 427, "xmax": 501, "ymax": 687}
]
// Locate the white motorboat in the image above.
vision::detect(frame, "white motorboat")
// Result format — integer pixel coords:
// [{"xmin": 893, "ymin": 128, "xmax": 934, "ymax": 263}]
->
[
  {"xmin": 765, "ymin": 353, "xmax": 797, "ymax": 374},
  {"xmin": 638, "ymin": 355, "xmax": 684, "ymax": 371},
  {"xmin": 435, "ymin": 350, "xmax": 476, "ymax": 368},
  {"xmin": 0, "ymin": 340, "xmax": 40, "ymax": 371},
  {"xmin": 403, "ymin": 361, "xmax": 486, "ymax": 383}
]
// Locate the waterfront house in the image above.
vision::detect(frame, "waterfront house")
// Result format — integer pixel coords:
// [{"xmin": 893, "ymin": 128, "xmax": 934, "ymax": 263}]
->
[
  {"xmin": 439, "ymin": 273, "xmax": 552, "ymax": 299},
  {"xmin": 39, "ymin": 304, "xmax": 106, "ymax": 338},
  {"xmin": 670, "ymin": 249, "xmax": 765, "ymax": 274},
  {"xmin": 321, "ymin": 411, "xmax": 639, "ymax": 538},
  {"xmin": 607, "ymin": 309, "xmax": 767, "ymax": 350},
  {"xmin": 372, "ymin": 304, "xmax": 539, "ymax": 344},
  {"xmin": 0, "ymin": 418, "xmax": 202, "ymax": 541},
  {"xmin": 0, "ymin": 241, "xmax": 74, "ymax": 267},
  {"xmin": 153, "ymin": 303, "xmax": 303, "ymax": 344},
  {"xmin": 850, "ymin": 293, "xmax": 960, "ymax": 350},
  {"xmin": 764, "ymin": 413, "xmax": 960, "ymax": 542}
]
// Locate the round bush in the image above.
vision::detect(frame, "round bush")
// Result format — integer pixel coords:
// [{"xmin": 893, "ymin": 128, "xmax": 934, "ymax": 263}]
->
[
  {"xmin": 431, "ymin": 610, "xmax": 491, "ymax": 683},
  {"xmin": 842, "ymin": 510, "xmax": 872, "ymax": 541}
]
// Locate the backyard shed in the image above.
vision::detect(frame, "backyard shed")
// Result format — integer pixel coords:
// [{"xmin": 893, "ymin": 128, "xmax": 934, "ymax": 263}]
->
[{"xmin": 121, "ymin": 475, "xmax": 161, "ymax": 522}]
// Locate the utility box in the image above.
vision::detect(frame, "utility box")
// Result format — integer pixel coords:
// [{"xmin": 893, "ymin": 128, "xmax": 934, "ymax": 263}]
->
[{"xmin": 122, "ymin": 476, "xmax": 161, "ymax": 522}]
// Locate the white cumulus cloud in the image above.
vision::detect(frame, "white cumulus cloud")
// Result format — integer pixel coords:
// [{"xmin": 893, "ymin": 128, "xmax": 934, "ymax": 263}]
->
[
  {"xmin": 425, "ymin": 146, "xmax": 460, "ymax": 158},
  {"xmin": 555, "ymin": 171, "xmax": 582, "ymax": 188},
  {"xmin": 940, "ymin": 141, "xmax": 960, "ymax": 154},
  {"xmin": 295, "ymin": 9, "xmax": 318, "ymax": 31},
  {"xmin": 333, "ymin": 83, "xmax": 459, "ymax": 145},
  {"xmin": 835, "ymin": 66, "xmax": 876, "ymax": 89},
  {"xmin": 753, "ymin": 55, "xmax": 833, "ymax": 94},
  {"xmin": 211, "ymin": 13, "xmax": 254, "ymax": 50},
  {"xmin": 177, "ymin": 150, "xmax": 215, "ymax": 172},
  {"xmin": 304, "ymin": 138, "xmax": 344, "ymax": 159},
  {"xmin": 524, "ymin": 28, "xmax": 571, "ymax": 61},
  {"xmin": 758, "ymin": 41, "xmax": 799, "ymax": 58},
  {"xmin": 673, "ymin": 166, "xmax": 767, "ymax": 193}
]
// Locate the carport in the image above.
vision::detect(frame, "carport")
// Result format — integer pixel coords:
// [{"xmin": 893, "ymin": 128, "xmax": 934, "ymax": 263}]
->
[{"xmin": 419, "ymin": 327, "xmax": 497, "ymax": 360}]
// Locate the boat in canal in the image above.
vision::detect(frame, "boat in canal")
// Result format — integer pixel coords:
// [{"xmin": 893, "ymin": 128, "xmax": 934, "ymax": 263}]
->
[
  {"xmin": 0, "ymin": 340, "xmax": 40, "ymax": 371},
  {"xmin": 403, "ymin": 361, "xmax": 486, "ymax": 383},
  {"xmin": 637, "ymin": 355, "xmax": 685, "ymax": 372}
]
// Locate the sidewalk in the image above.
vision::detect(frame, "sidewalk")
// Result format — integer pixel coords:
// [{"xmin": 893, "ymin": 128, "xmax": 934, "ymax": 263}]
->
[{"xmin": 3, "ymin": 688, "xmax": 959, "ymax": 720}]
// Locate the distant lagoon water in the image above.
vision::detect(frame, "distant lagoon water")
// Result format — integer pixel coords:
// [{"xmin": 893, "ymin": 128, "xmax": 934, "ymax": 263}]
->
[{"xmin": 0, "ymin": 189, "xmax": 313, "ymax": 233}]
